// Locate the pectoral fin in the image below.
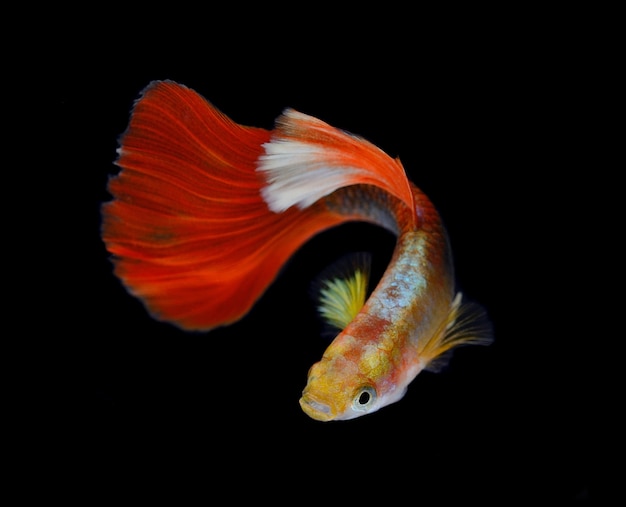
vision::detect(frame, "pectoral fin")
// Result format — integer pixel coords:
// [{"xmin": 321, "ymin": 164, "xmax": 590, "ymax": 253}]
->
[{"xmin": 422, "ymin": 293, "xmax": 494, "ymax": 372}]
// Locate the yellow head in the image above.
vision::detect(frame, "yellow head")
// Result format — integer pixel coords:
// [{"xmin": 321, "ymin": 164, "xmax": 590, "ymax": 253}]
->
[{"xmin": 299, "ymin": 327, "xmax": 419, "ymax": 421}]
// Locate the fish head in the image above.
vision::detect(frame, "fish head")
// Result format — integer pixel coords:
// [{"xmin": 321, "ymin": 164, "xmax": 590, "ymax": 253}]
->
[
  {"xmin": 299, "ymin": 343, "xmax": 410, "ymax": 421},
  {"xmin": 299, "ymin": 358, "xmax": 375, "ymax": 421}
]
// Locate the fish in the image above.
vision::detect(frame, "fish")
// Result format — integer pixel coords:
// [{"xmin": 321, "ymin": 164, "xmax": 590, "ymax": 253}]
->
[{"xmin": 101, "ymin": 80, "xmax": 493, "ymax": 421}]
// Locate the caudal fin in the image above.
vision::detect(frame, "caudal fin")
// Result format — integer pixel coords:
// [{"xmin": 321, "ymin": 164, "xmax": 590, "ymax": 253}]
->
[
  {"xmin": 101, "ymin": 81, "xmax": 347, "ymax": 330},
  {"xmin": 102, "ymin": 81, "xmax": 421, "ymax": 332}
]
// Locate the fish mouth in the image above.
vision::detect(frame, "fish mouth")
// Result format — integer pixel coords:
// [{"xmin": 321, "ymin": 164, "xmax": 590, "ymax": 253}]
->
[{"xmin": 299, "ymin": 395, "xmax": 335, "ymax": 422}]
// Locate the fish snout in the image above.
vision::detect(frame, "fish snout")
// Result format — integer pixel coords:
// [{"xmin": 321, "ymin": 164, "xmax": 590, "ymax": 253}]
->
[{"xmin": 299, "ymin": 394, "xmax": 335, "ymax": 421}]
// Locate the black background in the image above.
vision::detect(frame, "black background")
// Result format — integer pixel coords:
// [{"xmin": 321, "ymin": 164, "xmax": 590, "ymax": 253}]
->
[{"xmin": 47, "ymin": 10, "xmax": 608, "ymax": 503}]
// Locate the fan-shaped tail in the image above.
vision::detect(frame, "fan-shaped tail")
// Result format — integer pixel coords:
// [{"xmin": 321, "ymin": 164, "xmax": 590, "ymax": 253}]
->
[
  {"xmin": 102, "ymin": 81, "xmax": 346, "ymax": 330},
  {"xmin": 102, "ymin": 81, "xmax": 421, "ymax": 332}
]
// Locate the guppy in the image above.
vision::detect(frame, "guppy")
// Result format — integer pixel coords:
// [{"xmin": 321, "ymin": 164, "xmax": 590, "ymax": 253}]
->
[{"xmin": 101, "ymin": 80, "xmax": 493, "ymax": 421}]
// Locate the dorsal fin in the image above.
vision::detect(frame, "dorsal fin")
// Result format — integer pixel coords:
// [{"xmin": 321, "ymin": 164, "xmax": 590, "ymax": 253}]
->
[{"xmin": 258, "ymin": 109, "xmax": 415, "ymax": 213}]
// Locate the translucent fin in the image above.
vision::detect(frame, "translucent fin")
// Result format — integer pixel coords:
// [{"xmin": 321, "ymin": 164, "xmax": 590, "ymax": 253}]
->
[
  {"xmin": 423, "ymin": 351, "xmax": 455, "ymax": 374},
  {"xmin": 101, "ymin": 81, "xmax": 349, "ymax": 331},
  {"xmin": 258, "ymin": 109, "xmax": 415, "ymax": 213},
  {"xmin": 314, "ymin": 253, "xmax": 372, "ymax": 331},
  {"xmin": 422, "ymin": 292, "xmax": 494, "ymax": 372}
]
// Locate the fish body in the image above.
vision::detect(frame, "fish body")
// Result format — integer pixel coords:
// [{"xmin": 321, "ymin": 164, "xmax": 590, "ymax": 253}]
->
[
  {"xmin": 300, "ymin": 185, "xmax": 463, "ymax": 420},
  {"xmin": 102, "ymin": 80, "xmax": 492, "ymax": 421}
]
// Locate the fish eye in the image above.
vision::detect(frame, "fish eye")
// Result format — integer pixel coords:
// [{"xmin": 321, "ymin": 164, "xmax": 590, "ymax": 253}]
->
[{"xmin": 352, "ymin": 386, "xmax": 377, "ymax": 411}]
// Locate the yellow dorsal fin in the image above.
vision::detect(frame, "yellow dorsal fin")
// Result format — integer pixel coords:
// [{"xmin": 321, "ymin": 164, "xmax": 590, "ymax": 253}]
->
[
  {"xmin": 421, "ymin": 292, "xmax": 494, "ymax": 372},
  {"xmin": 316, "ymin": 253, "xmax": 371, "ymax": 331}
]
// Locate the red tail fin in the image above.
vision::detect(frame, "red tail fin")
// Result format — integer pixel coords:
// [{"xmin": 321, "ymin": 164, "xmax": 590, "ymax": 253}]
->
[{"xmin": 102, "ymin": 81, "xmax": 347, "ymax": 330}]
